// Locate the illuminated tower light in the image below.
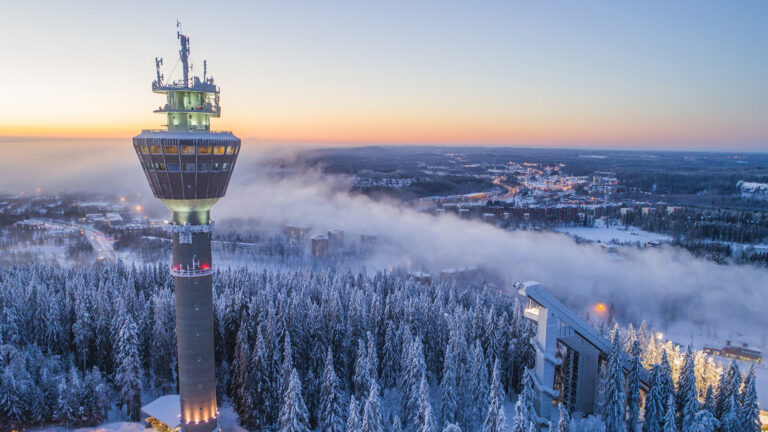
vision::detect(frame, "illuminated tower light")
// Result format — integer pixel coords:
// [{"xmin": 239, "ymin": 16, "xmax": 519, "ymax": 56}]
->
[{"xmin": 132, "ymin": 23, "xmax": 239, "ymax": 432}]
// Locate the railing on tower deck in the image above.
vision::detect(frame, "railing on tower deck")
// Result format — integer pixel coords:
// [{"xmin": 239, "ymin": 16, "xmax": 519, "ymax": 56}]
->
[
  {"xmin": 140, "ymin": 129, "xmax": 235, "ymax": 134},
  {"xmin": 170, "ymin": 261, "xmax": 214, "ymax": 278},
  {"xmin": 154, "ymin": 106, "xmax": 220, "ymax": 114}
]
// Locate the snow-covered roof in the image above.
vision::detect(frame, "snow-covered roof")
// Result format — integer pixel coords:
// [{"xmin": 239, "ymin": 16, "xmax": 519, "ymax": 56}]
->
[{"xmin": 141, "ymin": 395, "xmax": 181, "ymax": 429}]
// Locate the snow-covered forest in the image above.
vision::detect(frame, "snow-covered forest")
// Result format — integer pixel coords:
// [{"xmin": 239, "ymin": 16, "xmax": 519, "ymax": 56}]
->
[{"xmin": 0, "ymin": 264, "xmax": 761, "ymax": 432}]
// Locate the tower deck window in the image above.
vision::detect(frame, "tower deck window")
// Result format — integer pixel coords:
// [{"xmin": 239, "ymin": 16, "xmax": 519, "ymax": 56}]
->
[
  {"xmin": 167, "ymin": 163, "xmax": 180, "ymax": 172},
  {"xmin": 197, "ymin": 163, "xmax": 209, "ymax": 172},
  {"xmin": 198, "ymin": 146, "xmax": 211, "ymax": 155},
  {"xmin": 213, "ymin": 146, "xmax": 225, "ymax": 155},
  {"xmin": 183, "ymin": 163, "xmax": 196, "ymax": 172},
  {"xmin": 164, "ymin": 145, "xmax": 179, "ymax": 154},
  {"xmin": 140, "ymin": 145, "xmax": 150, "ymax": 154},
  {"xmin": 150, "ymin": 145, "xmax": 163, "ymax": 154},
  {"xmin": 182, "ymin": 145, "xmax": 195, "ymax": 155},
  {"xmin": 226, "ymin": 146, "xmax": 235, "ymax": 155}
]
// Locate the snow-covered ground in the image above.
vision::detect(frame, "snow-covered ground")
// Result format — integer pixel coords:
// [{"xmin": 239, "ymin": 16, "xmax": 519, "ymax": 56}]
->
[
  {"xmin": 554, "ymin": 219, "xmax": 671, "ymax": 245},
  {"xmin": 29, "ymin": 422, "xmax": 146, "ymax": 432}
]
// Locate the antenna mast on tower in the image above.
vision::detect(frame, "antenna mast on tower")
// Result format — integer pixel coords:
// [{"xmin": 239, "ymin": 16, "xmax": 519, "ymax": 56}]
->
[{"xmin": 177, "ymin": 20, "xmax": 190, "ymax": 88}]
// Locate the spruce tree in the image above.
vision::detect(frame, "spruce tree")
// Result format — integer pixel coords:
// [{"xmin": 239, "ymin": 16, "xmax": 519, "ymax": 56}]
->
[
  {"xmin": 232, "ymin": 324, "xmax": 255, "ymax": 428},
  {"xmin": 400, "ymin": 337, "xmax": 426, "ymax": 425},
  {"xmin": 362, "ymin": 382, "xmax": 383, "ymax": 432},
  {"xmin": 393, "ymin": 415, "xmax": 403, "ymax": 432},
  {"xmin": 663, "ymin": 396, "xmax": 677, "ymax": 432},
  {"xmin": 367, "ymin": 331, "xmax": 379, "ymax": 385},
  {"xmin": 702, "ymin": 385, "xmax": 715, "ymax": 414},
  {"xmin": 626, "ymin": 341, "xmax": 642, "ymax": 432},
  {"xmin": 512, "ymin": 371, "xmax": 535, "ymax": 432},
  {"xmin": 440, "ymin": 325, "xmax": 460, "ymax": 427},
  {"xmin": 692, "ymin": 410, "xmax": 718, "ymax": 432},
  {"xmin": 354, "ymin": 339, "xmax": 371, "ymax": 401},
  {"xmin": 416, "ymin": 374, "xmax": 436, "ymax": 432},
  {"xmin": 467, "ymin": 340, "xmax": 489, "ymax": 430},
  {"xmin": 347, "ymin": 396, "xmax": 361, "ymax": 432},
  {"xmin": 676, "ymin": 347, "xmax": 697, "ymax": 432},
  {"xmin": 738, "ymin": 366, "xmax": 761, "ymax": 432},
  {"xmin": 381, "ymin": 321, "xmax": 400, "ymax": 389},
  {"xmin": 281, "ymin": 332, "xmax": 295, "ymax": 398},
  {"xmin": 718, "ymin": 393, "xmax": 739, "ymax": 432},
  {"xmin": 114, "ymin": 313, "xmax": 141, "ymax": 421},
  {"xmin": 279, "ymin": 368, "xmax": 311, "ymax": 432},
  {"xmin": 482, "ymin": 359, "xmax": 507, "ymax": 432},
  {"xmin": 320, "ymin": 348, "xmax": 346, "ymax": 432},
  {"xmin": 644, "ymin": 365, "xmax": 665, "ymax": 432},
  {"xmin": 601, "ymin": 331, "xmax": 626, "ymax": 432},
  {"xmin": 442, "ymin": 425, "xmax": 461, "ymax": 432},
  {"xmin": 252, "ymin": 326, "xmax": 271, "ymax": 430}
]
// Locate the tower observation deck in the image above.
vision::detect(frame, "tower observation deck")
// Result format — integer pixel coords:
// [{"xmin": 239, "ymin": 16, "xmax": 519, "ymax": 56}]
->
[{"xmin": 132, "ymin": 24, "xmax": 239, "ymax": 432}]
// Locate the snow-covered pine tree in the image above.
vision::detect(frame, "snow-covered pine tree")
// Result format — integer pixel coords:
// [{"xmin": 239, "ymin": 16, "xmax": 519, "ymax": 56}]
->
[
  {"xmin": 347, "ymin": 396, "xmax": 362, "ymax": 432},
  {"xmin": 663, "ymin": 396, "xmax": 677, "ymax": 432},
  {"xmin": 83, "ymin": 367, "xmax": 108, "ymax": 426},
  {"xmin": 320, "ymin": 348, "xmax": 346, "ymax": 432},
  {"xmin": 367, "ymin": 331, "xmax": 379, "ymax": 385},
  {"xmin": 467, "ymin": 340, "xmax": 489, "ymax": 430},
  {"xmin": 643, "ymin": 365, "xmax": 665, "ymax": 432},
  {"xmin": 393, "ymin": 415, "xmax": 403, "ymax": 432},
  {"xmin": 72, "ymin": 294, "xmax": 92, "ymax": 373},
  {"xmin": 658, "ymin": 351, "xmax": 674, "ymax": 410},
  {"xmin": 691, "ymin": 410, "xmax": 718, "ymax": 432},
  {"xmin": 251, "ymin": 326, "xmax": 272, "ymax": 430},
  {"xmin": 626, "ymin": 341, "xmax": 642, "ymax": 432},
  {"xmin": 279, "ymin": 368, "xmax": 311, "ymax": 432},
  {"xmin": 113, "ymin": 313, "xmax": 141, "ymax": 421},
  {"xmin": 232, "ymin": 323, "xmax": 255, "ymax": 428},
  {"xmin": 512, "ymin": 371, "xmax": 535, "ymax": 432},
  {"xmin": 676, "ymin": 347, "xmax": 697, "ymax": 432},
  {"xmin": 702, "ymin": 385, "xmax": 715, "ymax": 414},
  {"xmin": 54, "ymin": 371, "xmax": 77, "ymax": 428},
  {"xmin": 718, "ymin": 393, "xmax": 739, "ymax": 432},
  {"xmin": 281, "ymin": 332, "xmax": 295, "ymax": 398},
  {"xmin": 602, "ymin": 330, "xmax": 626, "ymax": 432},
  {"xmin": 362, "ymin": 381, "xmax": 384, "ymax": 432},
  {"xmin": 738, "ymin": 366, "xmax": 761, "ymax": 432},
  {"xmin": 715, "ymin": 362, "xmax": 741, "ymax": 420},
  {"xmin": 440, "ymin": 326, "xmax": 460, "ymax": 427},
  {"xmin": 354, "ymin": 339, "xmax": 371, "ymax": 401},
  {"xmin": 400, "ymin": 336, "xmax": 426, "ymax": 426},
  {"xmin": 416, "ymin": 374, "xmax": 436, "ymax": 432},
  {"xmin": 442, "ymin": 424, "xmax": 461, "ymax": 432},
  {"xmin": 482, "ymin": 359, "xmax": 507, "ymax": 432},
  {"xmin": 381, "ymin": 320, "xmax": 400, "ymax": 389},
  {"xmin": 150, "ymin": 288, "xmax": 176, "ymax": 391}
]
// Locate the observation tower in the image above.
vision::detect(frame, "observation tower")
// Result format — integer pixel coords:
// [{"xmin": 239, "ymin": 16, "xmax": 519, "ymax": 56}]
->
[{"xmin": 133, "ymin": 24, "xmax": 239, "ymax": 432}]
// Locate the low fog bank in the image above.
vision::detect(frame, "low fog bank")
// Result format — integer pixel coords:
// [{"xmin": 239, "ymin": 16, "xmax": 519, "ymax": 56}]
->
[{"xmin": 218, "ymin": 162, "xmax": 767, "ymax": 343}]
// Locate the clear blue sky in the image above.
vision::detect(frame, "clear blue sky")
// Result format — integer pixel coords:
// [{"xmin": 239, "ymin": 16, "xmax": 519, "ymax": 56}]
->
[{"xmin": 2, "ymin": 1, "xmax": 767, "ymax": 149}]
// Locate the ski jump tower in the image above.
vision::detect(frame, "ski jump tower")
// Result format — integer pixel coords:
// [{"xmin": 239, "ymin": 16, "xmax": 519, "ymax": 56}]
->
[{"xmin": 133, "ymin": 25, "xmax": 239, "ymax": 432}]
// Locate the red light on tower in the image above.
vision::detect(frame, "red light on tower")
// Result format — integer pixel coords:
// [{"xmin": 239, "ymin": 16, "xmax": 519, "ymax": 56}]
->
[{"xmin": 201, "ymin": 263, "xmax": 211, "ymax": 270}]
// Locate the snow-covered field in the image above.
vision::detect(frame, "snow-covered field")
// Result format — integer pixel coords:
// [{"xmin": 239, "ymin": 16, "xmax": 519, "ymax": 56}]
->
[
  {"xmin": 30, "ymin": 422, "xmax": 146, "ymax": 432},
  {"xmin": 554, "ymin": 220, "xmax": 671, "ymax": 245}
]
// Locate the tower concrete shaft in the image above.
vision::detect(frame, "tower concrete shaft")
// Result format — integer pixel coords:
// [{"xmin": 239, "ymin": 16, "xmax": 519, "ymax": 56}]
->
[
  {"xmin": 168, "ymin": 215, "xmax": 217, "ymax": 432},
  {"xmin": 133, "ymin": 25, "xmax": 239, "ymax": 432}
]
